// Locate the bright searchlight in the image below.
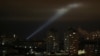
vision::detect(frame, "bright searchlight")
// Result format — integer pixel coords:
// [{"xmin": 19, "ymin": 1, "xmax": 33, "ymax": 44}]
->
[{"xmin": 26, "ymin": 3, "xmax": 81, "ymax": 40}]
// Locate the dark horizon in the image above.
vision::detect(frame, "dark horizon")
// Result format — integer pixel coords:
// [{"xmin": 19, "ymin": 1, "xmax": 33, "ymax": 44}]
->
[{"xmin": 0, "ymin": 20, "xmax": 100, "ymax": 39}]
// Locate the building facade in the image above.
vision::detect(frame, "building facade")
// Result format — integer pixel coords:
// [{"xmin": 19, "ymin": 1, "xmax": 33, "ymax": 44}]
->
[{"xmin": 46, "ymin": 29, "xmax": 59, "ymax": 53}]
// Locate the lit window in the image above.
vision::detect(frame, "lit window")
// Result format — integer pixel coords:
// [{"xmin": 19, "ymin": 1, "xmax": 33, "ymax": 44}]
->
[
  {"xmin": 35, "ymin": 46, "xmax": 37, "ymax": 49},
  {"xmin": 2, "ymin": 50, "xmax": 6, "ymax": 53},
  {"xmin": 24, "ymin": 46, "xmax": 27, "ymax": 48},
  {"xmin": 86, "ymin": 37, "xmax": 89, "ymax": 40},
  {"xmin": 50, "ymin": 35, "xmax": 53, "ymax": 37},
  {"xmin": 95, "ymin": 49, "xmax": 98, "ymax": 52},
  {"xmin": 73, "ymin": 32, "xmax": 76, "ymax": 35},
  {"xmin": 13, "ymin": 34, "xmax": 16, "ymax": 38},
  {"xmin": 65, "ymin": 38, "xmax": 67, "ymax": 40},
  {"xmin": 78, "ymin": 50, "xmax": 86, "ymax": 55},
  {"xmin": 2, "ymin": 42, "xmax": 5, "ymax": 45},
  {"xmin": 95, "ymin": 34, "xmax": 98, "ymax": 37},
  {"xmin": 29, "ymin": 46, "xmax": 32, "ymax": 48},
  {"xmin": 69, "ymin": 34, "xmax": 72, "ymax": 36}
]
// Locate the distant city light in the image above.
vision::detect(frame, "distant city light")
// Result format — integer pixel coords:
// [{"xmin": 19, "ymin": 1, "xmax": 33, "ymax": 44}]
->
[
  {"xmin": 95, "ymin": 49, "xmax": 98, "ymax": 52},
  {"xmin": 71, "ymin": 37, "xmax": 74, "ymax": 38},
  {"xmin": 29, "ymin": 46, "xmax": 32, "ymax": 48},
  {"xmin": 2, "ymin": 41, "xmax": 5, "ymax": 45},
  {"xmin": 73, "ymin": 32, "xmax": 76, "ymax": 34},
  {"xmin": 24, "ymin": 46, "xmax": 27, "ymax": 48},
  {"xmin": 35, "ymin": 46, "xmax": 37, "ymax": 49},
  {"xmin": 13, "ymin": 34, "xmax": 16, "ymax": 38},
  {"xmin": 86, "ymin": 37, "xmax": 89, "ymax": 40},
  {"xmin": 49, "ymin": 35, "xmax": 53, "ymax": 37},
  {"xmin": 2, "ymin": 50, "xmax": 6, "ymax": 53},
  {"xmin": 78, "ymin": 50, "xmax": 86, "ymax": 55},
  {"xmin": 30, "ymin": 49, "xmax": 34, "ymax": 54},
  {"xmin": 65, "ymin": 38, "xmax": 67, "ymax": 40},
  {"xmin": 69, "ymin": 34, "xmax": 72, "ymax": 36}
]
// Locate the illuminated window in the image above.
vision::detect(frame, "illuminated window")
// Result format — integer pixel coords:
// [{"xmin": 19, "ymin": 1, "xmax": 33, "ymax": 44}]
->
[
  {"xmin": 78, "ymin": 50, "xmax": 86, "ymax": 55},
  {"xmin": 86, "ymin": 37, "xmax": 89, "ymax": 40},
  {"xmin": 73, "ymin": 32, "xmax": 76, "ymax": 35},
  {"xmin": 65, "ymin": 38, "xmax": 67, "ymax": 40},
  {"xmin": 24, "ymin": 46, "xmax": 27, "ymax": 48},
  {"xmin": 29, "ymin": 46, "xmax": 32, "ymax": 48},
  {"xmin": 69, "ymin": 34, "xmax": 72, "ymax": 36},
  {"xmin": 49, "ymin": 35, "xmax": 53, "ymax": 37},
  {"xmin": 35, "ymin": 46, "xmax": 37, "ymax": 49}
]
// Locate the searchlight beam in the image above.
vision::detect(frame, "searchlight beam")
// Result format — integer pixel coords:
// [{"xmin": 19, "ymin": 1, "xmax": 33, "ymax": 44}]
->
[{"xmin": 26, "ymin": 3, "xmax": 81, "ymax": 40}]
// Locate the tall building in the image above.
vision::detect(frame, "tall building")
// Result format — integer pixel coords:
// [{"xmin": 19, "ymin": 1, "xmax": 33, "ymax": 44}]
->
[
  {"xmin": 0, "ymin": 34, "xmax": 17, "ymax": 56},
  {"xmin": 84, "ymin": 31, "xmax": 100, "ymax": 56},
  {"xmin": 46, "ymin": 29, "xmax": 59, "ymax": 53},
  {"xmin": 64, "ymin": 33, "xmax": 69, "ymax": 53},
  {"xmin": 77, "ymin": 28, "xmax": 100, "ymax": 56},
  {"xmin": 64, "ymin": 27, "xmax": 79, "ymax": 56}
]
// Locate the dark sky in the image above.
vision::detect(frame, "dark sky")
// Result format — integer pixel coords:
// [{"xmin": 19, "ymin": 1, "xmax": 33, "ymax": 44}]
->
[{"xmin": 0, "ymin": 0, "xmax": 100, "ymax": 40}]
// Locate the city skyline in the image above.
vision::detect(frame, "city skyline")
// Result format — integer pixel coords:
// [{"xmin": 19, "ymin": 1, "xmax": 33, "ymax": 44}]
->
[
  {"xmin": 0, "ymin": 0, "xmax": 100, "ymax": 56},
  {"xmin": 0, "ymin": 21, "xmax": 100, "ymax": 39}
]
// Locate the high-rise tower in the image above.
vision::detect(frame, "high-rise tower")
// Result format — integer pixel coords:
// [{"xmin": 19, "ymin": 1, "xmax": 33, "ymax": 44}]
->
[
  {"xmin": 46, "ymin": 29, "xmax": 59, "ymax": 53},
  {"xmin": 65, "ymin": 27, "xmax": 79, "ymax": 56}
]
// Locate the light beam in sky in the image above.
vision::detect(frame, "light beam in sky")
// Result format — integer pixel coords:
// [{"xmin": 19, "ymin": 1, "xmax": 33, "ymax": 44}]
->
[{"xmin": 26, "ymin": 3, "xmax": 81, "ymax": 40}]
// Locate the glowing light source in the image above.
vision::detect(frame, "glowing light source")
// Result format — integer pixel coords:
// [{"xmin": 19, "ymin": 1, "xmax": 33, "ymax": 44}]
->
[
  {"xmin": 65, "ymin": 38, "xmax": 67, "ymax": 40},
  {"xmin": 69, "ymin": 34, "xmax": 72, "ymax": 36},
  {"xmin": 35, "ymin": 46, "xmax": 37, "ymax": 49},
  {"xmin": 49, "ymin": 35, "xmax": 53, "ymax": 37},
  {"xmin": 30, "ymin": 49, "xmax": 34, "ymax": 54},
  {"xmin": 78, "ymin": 50, "xmax": 86, "ymax": 55},
  {"xmin": 13, "ymin": 34, "xmax": 16, "ymax": 38},
  {"xmin": 29, "ymin": 46, "xmax": 32, "ymax": 48},
  {"xmin": 73, "ymin": 32, "xmax": 76, "ymax": 34},
  {"xmin": 2, "ymin": 41, "xmax": 5, "ymax": 45},
  {"xmin": 26, "ymin": 3, "xmax": 81, "ymax": 40},
  {"xmin": 24, "ymin": 46, "xmax": 27, "ymax": 48},
  {"xmin": 3, "ymin": 50, "xmax": 6, "ymax": 53}
]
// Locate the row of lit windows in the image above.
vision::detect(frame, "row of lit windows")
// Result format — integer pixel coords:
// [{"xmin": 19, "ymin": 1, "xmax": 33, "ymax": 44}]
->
[{"xmin": 15, "ymin": 45, "xmax": 37, "ymax": 49}]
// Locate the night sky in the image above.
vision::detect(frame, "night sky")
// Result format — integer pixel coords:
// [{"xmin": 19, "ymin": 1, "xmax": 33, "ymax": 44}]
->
[{"xmin": 0, "ymin": 0, "xmax": 100, "ymax": 40}]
